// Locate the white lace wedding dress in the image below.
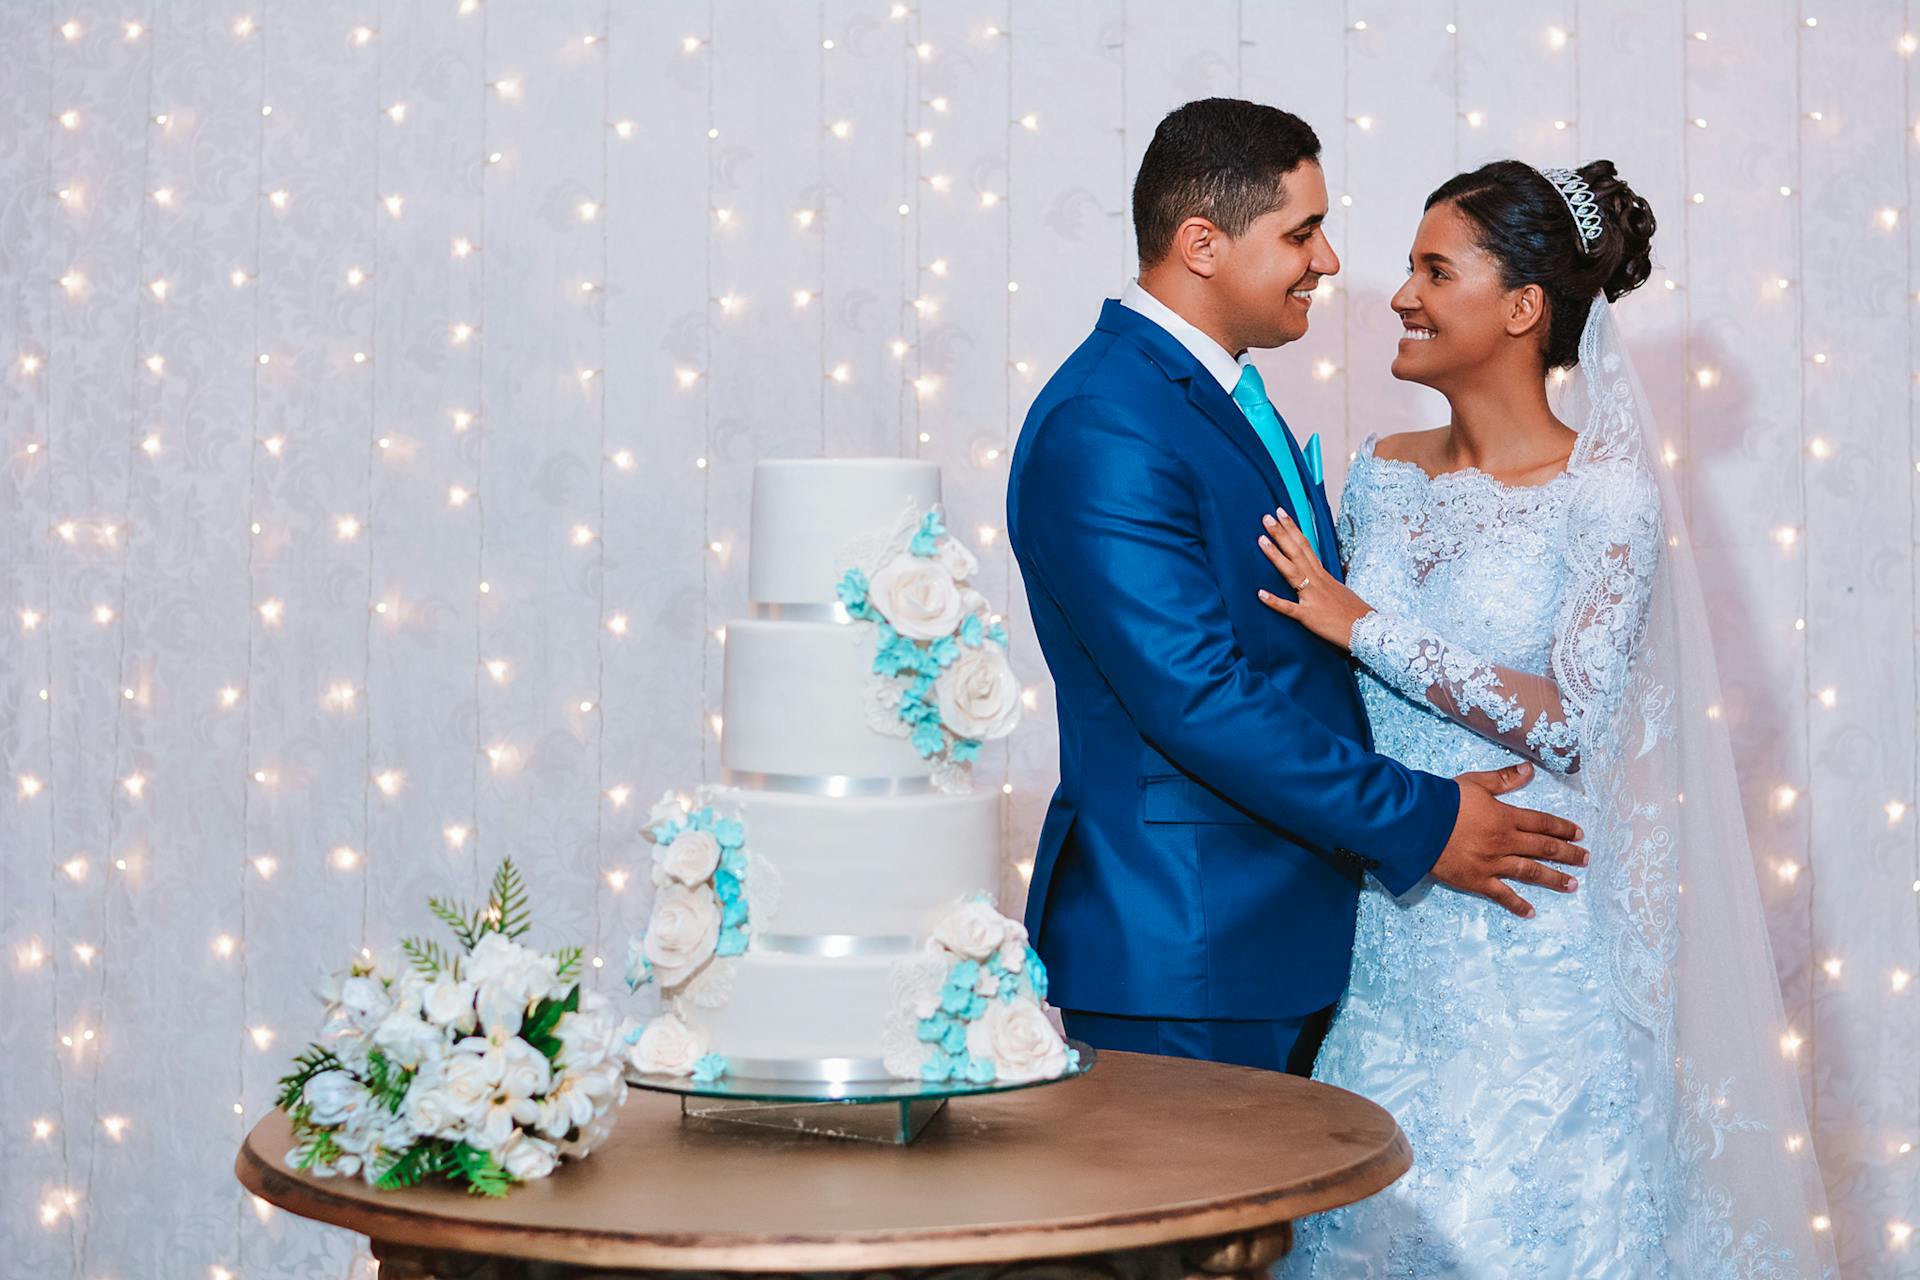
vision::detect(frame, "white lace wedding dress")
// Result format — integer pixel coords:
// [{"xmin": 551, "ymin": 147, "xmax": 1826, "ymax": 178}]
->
[{"xmin": 1282, "ymin": 424, "xmax": 1831, "ymax": 1277}]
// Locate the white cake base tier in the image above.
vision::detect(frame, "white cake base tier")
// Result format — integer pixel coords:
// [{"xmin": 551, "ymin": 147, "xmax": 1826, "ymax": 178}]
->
[
  {"xmin": 690, "ymin": 952, "xmax": 901, "ymax": 1078},
  {"xmin": 722, "ymin": 618, "xmax": 928, "ymax": 780},
  {"xmin": 737, "ymin": 787, "xmax": 1001, "ymax": 939}
]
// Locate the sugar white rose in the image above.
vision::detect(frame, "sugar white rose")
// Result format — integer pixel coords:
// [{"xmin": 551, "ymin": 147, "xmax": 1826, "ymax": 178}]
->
[
  {"xmin": 934, "ymin": 646, "xmax": 1022, "ymax": 741},
  {"xmin": 643, "ymin": 884, "xmax": 722, "ymax": 988},
  {"xmin": 647, "ymin": 789, "xmax": 688, "ymax": 829},
  {"xmin": 868, "ymin": 552, "xmax": 965, "ymax": 640},
  {"xmin": 630, "ymin": 1013, "xmax": 707, "ymax": 1076},
  {"xmin": 936, "ymin": 537, "xmax": 980, "ymax": 583},
  {"xmin": 933, "ymin": 900, "xmax": 1010, "ymax": 960},
  {"xmin": 966, "ymin": 999, "xmax": 1070, "ymax": 1085},
  {"xmin": 656, "ymin": 829, "xmax": 722, "ymax": 886}
]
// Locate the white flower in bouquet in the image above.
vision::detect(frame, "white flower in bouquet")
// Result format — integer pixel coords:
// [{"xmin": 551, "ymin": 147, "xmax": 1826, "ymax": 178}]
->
[
  {"xmin": 935, "ymin": 647, "xmax": 1023, "ymax": 741},
  {"xmin": 373, "ymin": 1007, "xmax": 450, "ymax": 1072},
  {"xmin": 338, "ymin": 976, "xmax": 394, "ymax": 1035},
  {"xmin": 553, "ymin": 997, "xmax": 619, "ymax": 1069},
  {"xmin": 936, "ymin": 536, "xmax": 980, "ymax": 582},
  {"xmin": 654, "ymin": 827, "xmax": 722, "ymax": 887},
  {"xmin": 497, "ymin": 1131, "xmax": 560, "ymax": 1182},
  {"xmin": 303, "ymin": 1070, "xmax": 373, "ymax": 1128},
  {"xmin": 642, "ymin": 884, "xmax": 722, "ymax": 988},
  {"xmin": 868, "ymin": 551, "xmax": 966, "ymax": 640},
  {"xmin": 629, "ymin": 1012, "xmax": 708, "ymax": 1076},
  {"xmin": 535, "ymin": 1058, "xmax": 627, "ymax": 1142},
  {"xmin": 965, "ymin": 999, "xmax": 1071, "ymax": 1084},
  {"xmin": 932, "ymin": 898, "xmax": 1010, "ymax": 960},
  {"xmin": 467, "ymin": 933, "xmax": 565, "ymax": 1039},
  {"xmin": 422, "ymin": 976, "xmax": 479, "ymax": 1032},
  {"xmin": 278, "ymin": 859, "xmax": 626, "ymax": 1197}
]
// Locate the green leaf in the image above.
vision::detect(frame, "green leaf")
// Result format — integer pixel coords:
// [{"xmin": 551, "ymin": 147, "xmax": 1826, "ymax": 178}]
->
[
  {"xmin": 522, "ymin": 985, "xmax": 579, "ymax": 1063},
  {"xmin": 293, "ymin": 1129, "xmax": 344, "ymax": 1172},
  {"xmin": 374, "ymin": 1142, "xmax": 436, "ymax": 1190},
  {"xmin": 400, "ymin": 935, "xmax": 450, "ymax": 977},
  {"xmin": 484, "ymin": 858, "xmax": 531, "ymax": 939},
  {"xmin": 275, "ymin": 1045, "xmax": 343, "ymax": 1113},
  {"xmin": 551, "ymin": 944, "xmax": 583, "ymax": 983},
  {"xmin": 449, "ymin": 1142, "xmax": 514, "ymax": 1197},
  {"xmin": 428, "ymin": 896, "xmax": 481, "ymax": 951}
]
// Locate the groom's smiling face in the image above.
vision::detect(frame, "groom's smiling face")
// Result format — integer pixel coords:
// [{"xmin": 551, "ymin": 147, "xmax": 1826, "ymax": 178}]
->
[{"xmin": 1213, "ymin": 161, "xmax": 1338, "ymax": 351}]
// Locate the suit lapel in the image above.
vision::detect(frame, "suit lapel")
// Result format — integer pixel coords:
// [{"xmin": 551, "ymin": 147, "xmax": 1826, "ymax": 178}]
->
[
  {"xmin": 1095, "ymin": 301, "xmax": 1308, "ymax": 528},
  {"xmin": 1269, "ymin": 409, "xmax": 1344, "ymax": 584}
]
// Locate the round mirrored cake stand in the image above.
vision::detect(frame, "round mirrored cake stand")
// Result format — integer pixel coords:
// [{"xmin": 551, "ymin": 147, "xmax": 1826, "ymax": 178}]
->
[{"xmin": 626, "ymin": 1041, "xmax": 1097, "ymax": 1145}]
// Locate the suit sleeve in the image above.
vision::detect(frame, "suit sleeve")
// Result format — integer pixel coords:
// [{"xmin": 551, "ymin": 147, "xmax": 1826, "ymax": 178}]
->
[{"xmin": 1012, "ymin": 394, "xmax": 1458, "ymax": 894}]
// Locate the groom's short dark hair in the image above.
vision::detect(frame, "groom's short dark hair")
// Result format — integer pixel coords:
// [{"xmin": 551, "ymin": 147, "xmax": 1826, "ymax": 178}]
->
[{"xmin": 1133, "ymin": 99, "xmax": 1321, "ymax": 267}]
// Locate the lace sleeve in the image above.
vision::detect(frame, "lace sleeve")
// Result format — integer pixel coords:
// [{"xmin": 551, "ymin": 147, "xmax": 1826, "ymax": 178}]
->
[{"xmin": 1348, "ymin": 461, "xmax": 1663, "ymax": 775}]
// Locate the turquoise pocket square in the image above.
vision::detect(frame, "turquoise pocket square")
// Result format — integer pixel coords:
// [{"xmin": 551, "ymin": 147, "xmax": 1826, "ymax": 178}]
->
[{"xmin": 1304, "ymin": 432, "xmax": 1323, "ymax": 486}]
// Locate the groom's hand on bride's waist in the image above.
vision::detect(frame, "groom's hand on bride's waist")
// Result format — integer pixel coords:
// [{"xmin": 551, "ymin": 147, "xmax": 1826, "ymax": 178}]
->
[{"xmin": 1429, "ymin": 762, "xmax": 1587, "ymax": 919}]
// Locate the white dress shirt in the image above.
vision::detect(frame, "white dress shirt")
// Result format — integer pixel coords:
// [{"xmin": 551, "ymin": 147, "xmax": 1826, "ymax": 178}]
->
[{"xmin": 1119, "ymin": 278, "xmax": 1251, "ymax": 396}]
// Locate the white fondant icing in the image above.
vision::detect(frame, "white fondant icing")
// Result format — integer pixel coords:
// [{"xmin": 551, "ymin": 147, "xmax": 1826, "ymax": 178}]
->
[
  {"xmin": 687, "ymin": 952, "xmax": 901, "ymax": 1069},
  {"xmin": 721, "ymin": 620, "xmax": 929, "ymax": 778},
  {"xmin": 734, "ymin": 789, "xmax": 1000, "ymax": 938},
  {"xmin": 748, "ymin": 458, "xmax": 940, "ymax": 606}
]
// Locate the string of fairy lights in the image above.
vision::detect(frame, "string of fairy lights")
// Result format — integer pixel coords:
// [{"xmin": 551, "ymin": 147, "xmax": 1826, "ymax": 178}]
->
[{"xmin": 7, "ymin": 3, "xmax": 1917, "ymax": 1272}]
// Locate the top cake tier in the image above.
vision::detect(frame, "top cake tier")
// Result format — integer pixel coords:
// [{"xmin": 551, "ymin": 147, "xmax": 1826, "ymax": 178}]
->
[{"xmin": 748, "ymin": 459, "xmax": 941, "ymax": 607}]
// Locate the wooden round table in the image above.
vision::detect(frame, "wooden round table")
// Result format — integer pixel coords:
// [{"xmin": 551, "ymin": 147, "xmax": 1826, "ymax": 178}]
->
[{"xmin": 234, "ymin": 1050, "xmax": 1407, "ymax": 1279}]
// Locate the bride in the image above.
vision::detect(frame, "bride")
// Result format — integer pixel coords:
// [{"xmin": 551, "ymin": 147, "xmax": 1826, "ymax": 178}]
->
[{"xmin": 1260, "ymin": 160, "xmax": 1836, "ymax": 1276}]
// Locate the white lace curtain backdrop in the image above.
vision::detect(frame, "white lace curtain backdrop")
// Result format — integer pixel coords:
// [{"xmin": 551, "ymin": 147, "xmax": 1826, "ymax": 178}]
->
[{"xmin": 1, "ymin": 2, "xmax": 1914, "ymax": 1277}]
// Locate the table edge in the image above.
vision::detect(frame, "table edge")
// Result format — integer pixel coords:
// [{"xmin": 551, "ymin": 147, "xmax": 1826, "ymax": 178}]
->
[{"xmin": 235, "ymin": 1122, "xmax": 1411, "ymax": 1270}]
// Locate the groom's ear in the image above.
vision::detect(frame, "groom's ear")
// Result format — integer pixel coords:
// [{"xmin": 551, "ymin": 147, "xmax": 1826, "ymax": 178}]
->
[
  {"xmin": 1171, "ymin": 216, "xmax": 1222, "ymax": 279},
  {"xmin": 1504, "ymin": 283, "xmax": 1548, "ymax": 340}
]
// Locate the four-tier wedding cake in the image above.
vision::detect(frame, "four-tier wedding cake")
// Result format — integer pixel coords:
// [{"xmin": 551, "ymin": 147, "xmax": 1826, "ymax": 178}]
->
[{"xmin": 624, "ymin": 459, "xmax": 1077, "ymax": 1087}]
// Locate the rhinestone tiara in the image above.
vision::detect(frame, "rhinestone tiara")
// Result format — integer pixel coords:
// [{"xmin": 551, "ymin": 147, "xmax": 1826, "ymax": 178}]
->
[{"xmin": 1539, "ymin": 166, "xmax": 1606, "ymax": 252}]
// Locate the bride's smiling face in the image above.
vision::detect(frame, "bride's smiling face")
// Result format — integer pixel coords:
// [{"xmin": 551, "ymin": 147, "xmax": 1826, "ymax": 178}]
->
[{"xmin": 1389, "ymin": 201, "xmax": 1535, "ymax": 388}]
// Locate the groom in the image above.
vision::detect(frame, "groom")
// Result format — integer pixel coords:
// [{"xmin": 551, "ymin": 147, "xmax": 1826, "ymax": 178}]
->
[{"xmin": 1007, "ymin": 98, "xmax": 1587, "ymax": 1076}]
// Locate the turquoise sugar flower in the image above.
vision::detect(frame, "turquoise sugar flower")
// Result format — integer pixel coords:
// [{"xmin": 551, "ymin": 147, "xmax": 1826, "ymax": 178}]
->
[
  {"xmin": 959, "ymin": 614, "xmax": 984, "ymax": 648},
  {"xmin": 1025, "ymin": 949, "xmax": 1049, "ymax": 1000},
  {"xmin": 964, "ymin": 1055, "xmax": 996, "ymax": 1086},
  {"xmin": 716, "ymin": 926, "xmax": 748, "ymax": 957},
  {"xmin": 836, "ymin": 568, "xmax": 877, "ymax": 620},
  {"xmin": 950, "ymin": 738, "xmax": 981, "ymax": 765},
  {"xmin": 927, "ymin": 634, "xmax": 960, "ymax": 669},
  {"xmin": 909, "ymin": 510, "xmax": 947, "ymax": 557},
  {"xmin": 713, "ymin": 818, "xmax": 745, "ymax": 850},
  {"xmin": 691, "ymin": 1054, "xmax": 728, "ymax": 1084}
]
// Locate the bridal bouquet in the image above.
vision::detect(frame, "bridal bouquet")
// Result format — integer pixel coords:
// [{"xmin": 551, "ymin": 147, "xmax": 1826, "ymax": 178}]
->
[{"xmin": 276, "ymin": 860, "xmax": 631, "ymax": 1196}]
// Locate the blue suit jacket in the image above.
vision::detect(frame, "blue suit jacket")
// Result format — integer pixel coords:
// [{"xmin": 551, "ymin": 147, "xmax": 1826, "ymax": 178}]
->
[{"xmin": 1006, "ymin": 299, "xmax": 1460, "ymax": 1020}]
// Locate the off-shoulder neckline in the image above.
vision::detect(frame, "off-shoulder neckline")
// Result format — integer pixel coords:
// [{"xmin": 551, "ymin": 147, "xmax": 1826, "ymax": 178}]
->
[{"xmin": 1359, "ymin": 433, "xmax": 1576, "ymax": 494}]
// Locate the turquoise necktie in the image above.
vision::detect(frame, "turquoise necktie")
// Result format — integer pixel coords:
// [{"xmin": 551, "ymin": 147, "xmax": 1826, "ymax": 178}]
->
[{"xmin": 1230, "ymin": 363, "xmax": 1321, "ymax": 561}]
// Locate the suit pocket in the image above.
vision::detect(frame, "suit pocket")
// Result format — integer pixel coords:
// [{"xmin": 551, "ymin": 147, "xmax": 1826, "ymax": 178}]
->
[{"xmin": 1138, "ymin": 775, "xmax": 1262, "ymax": 826}]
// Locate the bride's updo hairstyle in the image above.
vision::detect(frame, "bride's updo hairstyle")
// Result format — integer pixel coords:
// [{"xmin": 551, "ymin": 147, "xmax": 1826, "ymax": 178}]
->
[{"xmin": 1424, "ymin": 159, "xmax": 1656, "ymax": 370}]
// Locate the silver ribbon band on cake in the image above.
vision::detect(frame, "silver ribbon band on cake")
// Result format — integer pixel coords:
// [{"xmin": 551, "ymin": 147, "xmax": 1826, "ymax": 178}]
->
[
  {"xmin": 717, "ymin": 1055, "xmax": 895, "ymax": 1084},
  {"xmin": 751, "ymin": 602, "xmax": 852, "ymax": 624},
  {"xmin": 721, "ymin": 769, "xmax": 934, "ymax": 798},
  {"xmin": 752, "ymin": 932, "xmax": 918, "ymax": 958}
]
